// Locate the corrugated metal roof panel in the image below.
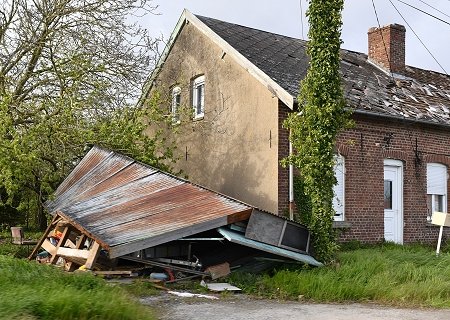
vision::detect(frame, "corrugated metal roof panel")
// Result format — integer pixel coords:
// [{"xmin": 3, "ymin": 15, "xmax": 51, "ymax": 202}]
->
[
  {"xmin": 46, "ymin": 146, "xmax": 253, "ymax": 257},
  {"xmin": 218, "ymin": 227, "xmax": 323, "ymax": 267}
]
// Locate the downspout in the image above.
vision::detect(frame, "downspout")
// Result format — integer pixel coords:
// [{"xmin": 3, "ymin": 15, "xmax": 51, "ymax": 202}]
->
[{"xmin": 289, "ymin": 130, "xmax": 294, "ymax": 220}]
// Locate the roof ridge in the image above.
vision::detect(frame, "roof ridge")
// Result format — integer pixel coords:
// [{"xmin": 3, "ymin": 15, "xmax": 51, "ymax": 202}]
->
[{"xmin": 195, "ymin": 14, "xmax": 308, "ymax": 45}]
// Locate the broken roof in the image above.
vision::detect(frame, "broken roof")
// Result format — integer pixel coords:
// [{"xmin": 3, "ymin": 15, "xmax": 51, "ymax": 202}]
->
[
  {"xmin": 196, "ymin": 15, "xmax": 450, "ymax": 127},
  {"xmin": 45, "ymin": 146, "xmax": 253, "ymax": 258},
  {"xmin": 147, "ymin": 10, "xmax": 450, "ymax": 127}
]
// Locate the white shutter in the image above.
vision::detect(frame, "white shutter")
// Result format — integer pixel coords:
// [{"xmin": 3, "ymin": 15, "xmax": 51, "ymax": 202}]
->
[
  {"xmin": 427, "ymin": 163, "xmax": 447, "ymax": 195},
  {"xmin": 333, "ymin": 155, "xmax": 345, "ymax": 221}
]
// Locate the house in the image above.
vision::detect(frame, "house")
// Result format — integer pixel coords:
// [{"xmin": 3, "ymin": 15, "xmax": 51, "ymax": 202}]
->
[{"xmin": 143, "ymin": 9, "xmax": 450, "ymax": 244}]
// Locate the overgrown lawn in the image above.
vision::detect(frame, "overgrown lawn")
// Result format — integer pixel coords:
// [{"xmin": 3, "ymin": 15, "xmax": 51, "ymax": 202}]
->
[
  {"xmin": 0, "ymin": 256, "xmax": 155, "ymax": 320},
  {"xmin": 231, "ymin": 243, "xmax": 450, "ymax": 308}
]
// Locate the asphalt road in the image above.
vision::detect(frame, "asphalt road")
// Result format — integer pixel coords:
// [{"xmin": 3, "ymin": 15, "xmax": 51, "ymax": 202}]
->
[{"xmin": 141, "ymin": 293, "xmax": 450, "ymax": 320}]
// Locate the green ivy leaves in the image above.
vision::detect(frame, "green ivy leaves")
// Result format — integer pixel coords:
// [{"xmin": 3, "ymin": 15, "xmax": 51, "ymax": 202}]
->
[{"xmin": 284, "ymin": 0, "xmax": 350, "ymax": 263}]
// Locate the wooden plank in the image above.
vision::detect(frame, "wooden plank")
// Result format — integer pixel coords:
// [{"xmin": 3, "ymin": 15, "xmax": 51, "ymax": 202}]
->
[
  {"xmin": 65, "ymin": 239, "xmax": 76, "ymax": 249},
  {"xmin": 67, "ymin": 234, "xmax": 87, "ymax": 272},
  {"xmin": 57, "ymin": 247, "xmax": 90, "ymax": 260},
  {"xmin": 93, "ymin": 270, "xmax": 134, "ymax": 276},
  {"xmin": 41, "ymin": 239, "xmax": 56, "ymax": 256},
  {"xmin": 49, "ymin": 226, "xmax": 71, "ymax": 264},
  {"xmin": 226, "ymin": 208, "xmax": 253, "ymax": 225},
  {"xmin": 56, "ymin": 211, "xmax": 110, "ymax": 251},
  {"xmin": 85, "ymin": 241, "xmax": 101, "ymax": 270},
  {"xmin": 28, "ymin": 214, "xmax": 61, "ymax": 260}
]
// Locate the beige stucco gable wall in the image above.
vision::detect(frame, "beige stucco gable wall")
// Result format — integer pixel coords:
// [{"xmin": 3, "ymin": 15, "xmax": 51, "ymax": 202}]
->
[{"xmin": 149, "ymin": 22, "xmax": 280, "ymax": 213}]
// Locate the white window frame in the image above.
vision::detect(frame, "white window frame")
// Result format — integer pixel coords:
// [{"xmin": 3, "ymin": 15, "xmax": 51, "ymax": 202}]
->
[
  {"xmin": 333, "ymin": 154, "xmax": 345, "ymax": 221},
  {"xmin": 171, "ymin": 86, "xmax": 181, "ymax": 124},
  {"xmin": 427, "ymin": 163, "xmax": 447, "ymax": 214},
  {"xmin": 192, "ymin": 75, "xmax": 205, "ymax": 119}
]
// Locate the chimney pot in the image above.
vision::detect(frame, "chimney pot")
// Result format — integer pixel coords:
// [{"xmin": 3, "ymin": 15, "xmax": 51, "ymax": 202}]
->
[{"xmin": 368, "ymin": 24, "xmax": 406, "ymax": 73}]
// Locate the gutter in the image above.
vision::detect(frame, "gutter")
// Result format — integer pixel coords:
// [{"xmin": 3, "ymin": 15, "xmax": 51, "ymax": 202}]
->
[
  {"xmin": 352, "ymin": 109, "xmax": 450, "ymax": 130},
  {"xmin": 289, "ymin": 130, "xmax": 294, "ymax": 220}
]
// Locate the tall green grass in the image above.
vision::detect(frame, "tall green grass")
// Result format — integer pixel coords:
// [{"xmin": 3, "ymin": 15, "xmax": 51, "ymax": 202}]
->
[
  {"xmin": 0, "ymin": 230, "xmax": 42, "ymax": 258},
  {"xmin": 0, "ymin": 256, "xmax": 155, "ymax": 320},
  {"xmin": 231, "ymin": 244, "xmax": 450, "ymax": 308}
]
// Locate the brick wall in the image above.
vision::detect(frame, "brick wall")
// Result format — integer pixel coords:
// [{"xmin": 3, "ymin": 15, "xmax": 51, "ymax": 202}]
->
[
  {"xmin": 278, "ymin": 101, "xmax": 291, "ymax": 215},
  {"xmin": 336, "ymin": 113, "xmax": 450, "ymax": 243},
  {"xmin": 277, "ymin": 103, "xmax": 450, "ymax": 244}
]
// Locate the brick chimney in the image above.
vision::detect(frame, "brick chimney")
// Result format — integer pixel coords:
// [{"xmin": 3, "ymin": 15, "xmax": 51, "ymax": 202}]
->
[{"xmin": 368, "ymin": 24, "xmax": 406, "ymax": 73}]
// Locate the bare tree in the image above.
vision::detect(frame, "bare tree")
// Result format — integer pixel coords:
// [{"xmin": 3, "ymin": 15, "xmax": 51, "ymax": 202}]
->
[{"xmin": 0, "ymin": 0, "xmax": 170, "ymax": 229}]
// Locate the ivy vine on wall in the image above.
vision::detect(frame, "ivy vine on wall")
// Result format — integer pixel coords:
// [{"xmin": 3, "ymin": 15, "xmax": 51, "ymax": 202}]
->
[{"xmin": 283, "ymin": 0, "xmax": 351, "ymax": 263}]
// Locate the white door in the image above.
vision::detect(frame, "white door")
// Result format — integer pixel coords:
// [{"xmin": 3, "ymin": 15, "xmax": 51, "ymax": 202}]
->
[{"xmin": 384, "ymin": 160, "xmax": 403, "ymax": 244}]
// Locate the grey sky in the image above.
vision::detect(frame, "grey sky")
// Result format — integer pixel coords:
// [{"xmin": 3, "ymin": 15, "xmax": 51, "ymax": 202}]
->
[{"xmin": 143, "ymin": 0, "xmax": 450, "ymax": 74}]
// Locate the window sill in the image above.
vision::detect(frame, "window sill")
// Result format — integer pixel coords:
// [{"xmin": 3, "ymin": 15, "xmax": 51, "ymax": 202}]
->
[
  {"xmin": 333, "ymin": 221, "xmax": 352, "ymax": 228},
  {"xmin": 193, "ymin": 115, "xmax": 204, "ymax": 121}
]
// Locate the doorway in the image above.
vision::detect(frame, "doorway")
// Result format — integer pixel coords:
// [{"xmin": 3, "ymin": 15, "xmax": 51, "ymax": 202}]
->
[{"xmin": 383, "ymin": 159, "xmax": 403, "ymax": 244}]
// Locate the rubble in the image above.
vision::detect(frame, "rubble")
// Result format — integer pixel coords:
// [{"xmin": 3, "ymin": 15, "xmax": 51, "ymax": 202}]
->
[{"xmin": 29, "ymin": 146, "xmax": 322, "ymax": 283}]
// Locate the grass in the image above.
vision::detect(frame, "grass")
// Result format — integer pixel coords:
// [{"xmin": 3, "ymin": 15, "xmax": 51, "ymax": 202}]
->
[
  {"xmin": 0, "ymin": 229, "xmax": 42, "ymax": 258},
  {"xmin": 0, "ymin": 256, "xmax": 156, "ymax": 320},
  {"xmin": 230, "ymin": 243, "xmax": 450, "ymax": 308}
]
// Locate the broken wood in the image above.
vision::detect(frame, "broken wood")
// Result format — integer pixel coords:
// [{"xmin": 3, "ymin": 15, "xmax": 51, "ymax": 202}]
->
[
  {"xmin": 28, "ymin": 214, "xmax": 61, "ymax": 260},
  {"xmin": 120, "ymin": 256, "xmax": 209, "ymax": 277},
  {"xmin": 57, "ymin": 247, "xmax": 90, "ymax": 260},
  {"xmin": 205, "ymin": 262, "xmax": 230, "ymax": 280},
  {"xmin": 49, "ymin": 226, "xmax": 72, "ymax": 264},
  {"xmin": 85, "ymin": 241, "xmax": 101, "ymax": 270},
  {"xmin": 66, "ymin": 234, "xmax": 87, "ymax": 272},
  {"xmin": 93, "ymin": 270, "xmax": 135, "ymax": 276},
  {"xmin": 41, "ymin": 239, "xmax": 57, "ymax": 256}
]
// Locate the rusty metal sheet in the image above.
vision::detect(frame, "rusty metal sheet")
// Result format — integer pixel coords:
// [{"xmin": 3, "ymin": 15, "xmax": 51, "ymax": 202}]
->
[{"xmin": 46, "ymin": 146, "xmax": 253, "ymax": 258}]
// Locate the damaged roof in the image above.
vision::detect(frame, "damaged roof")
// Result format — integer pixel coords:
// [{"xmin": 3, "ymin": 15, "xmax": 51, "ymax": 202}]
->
[
  {"xmin": 45, "ymin": 146, "xmax": 253, "ymax": 258},
  {"xmin": 197, "ymin": 15, "xmax": 450, "ymax": 126}
]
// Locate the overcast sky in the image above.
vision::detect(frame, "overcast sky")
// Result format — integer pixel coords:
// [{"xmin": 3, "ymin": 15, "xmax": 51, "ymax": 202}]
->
[{"xmin": 142, "ymin": 0, "xmax": 450, "ymax": 74}]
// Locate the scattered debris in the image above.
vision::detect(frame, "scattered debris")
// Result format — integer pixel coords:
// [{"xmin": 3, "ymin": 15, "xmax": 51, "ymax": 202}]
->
[
  {"xmin": 200, "ymin": 280, "xmax": 241, "ymax": 292},
  {"xmin": 29, "ymin": 146, "xmax": 322, "ymax": 284},
  {"xmin": 167, "ymin": 291, "xmax": 218, "ymax": 300},
  {"xmin": 205, "ymin": 262, "xmax": 230, "ymax": 280}
]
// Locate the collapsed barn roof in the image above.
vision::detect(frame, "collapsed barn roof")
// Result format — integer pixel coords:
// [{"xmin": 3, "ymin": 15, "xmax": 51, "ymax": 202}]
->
[{"xmin": 45, "ymin": 146, "xmax": 253, "ymax": 259}]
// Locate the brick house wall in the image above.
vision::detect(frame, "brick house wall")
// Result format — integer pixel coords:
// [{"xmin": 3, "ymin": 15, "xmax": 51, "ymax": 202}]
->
[
  {"xmin": 337, "ymin": 113, "xmax": 450, "ymax": 243},
  {"xmin": 278, "ymin": 109, "xmax": 450, "ymax": 244}
]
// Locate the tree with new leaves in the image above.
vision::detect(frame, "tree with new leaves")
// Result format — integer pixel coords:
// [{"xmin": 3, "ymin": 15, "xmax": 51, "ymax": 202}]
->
[
  {"xmin": 284, "ymin": 0, "xmax": 351, "ymax": 262},
  {"xmin": 0, "ymin": 0, "xmax": 173, "ymax": 229}
]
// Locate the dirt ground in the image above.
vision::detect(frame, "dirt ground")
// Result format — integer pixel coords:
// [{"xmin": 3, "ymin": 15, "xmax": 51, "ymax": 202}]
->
[{"xmin": 141, "ymin": 293, "xmax": 450, "ymax": 320}]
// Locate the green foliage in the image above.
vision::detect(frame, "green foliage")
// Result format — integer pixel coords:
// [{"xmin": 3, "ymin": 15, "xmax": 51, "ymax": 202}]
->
[
  {"xmin": 283, "ymin": 0, "xmax": 350, "ymax": 262},
  {"xmin": 0, "ymin": 92, "xmax": 174, "ymax": 229},
  {"xmin": 0, "ymin": 1, "xmax": 173, "ymax": 229},
  {"xmin": 122, "ymin": 280, "xmax": 159, "ymax": 297},
  {"xmin": 230, "ymin": 244, "xmax": 450, "ymax": 308},
  {"xmin": 0, "ymin": 230, "xmax": 42, "ymax": 257},
  {"xmin": 0, "ymin": 256, "xmax": 156, "ymax": 320},
  {"xmin": 292, "ymin": 175, "xmax": 312, "ymax": 226}
]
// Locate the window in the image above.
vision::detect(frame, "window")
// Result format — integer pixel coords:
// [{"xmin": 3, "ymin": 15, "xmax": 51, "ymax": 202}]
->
[
  {"xmin": 171, "ymin": 86, "xmax": 181, "ymax": 123},
  {"xmin": 384, "ymin": 180, "xmax": 392, "ymax": 209},
  {"xmin": 333, "ymin": 155, "xmax": 345, "ymax": 221},
  {"xmin": 192, "ymin": 75, "xmax": 205, "ymax": 119},
  {"xmin": 427, "ymin": 163, "xmax": 447, "ymax": 214}
]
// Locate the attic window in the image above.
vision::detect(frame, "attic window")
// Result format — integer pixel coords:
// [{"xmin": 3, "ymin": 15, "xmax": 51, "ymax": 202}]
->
[{"xmin": 192, "ymin": 75, "xmax": 205, "ymax": 119}]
